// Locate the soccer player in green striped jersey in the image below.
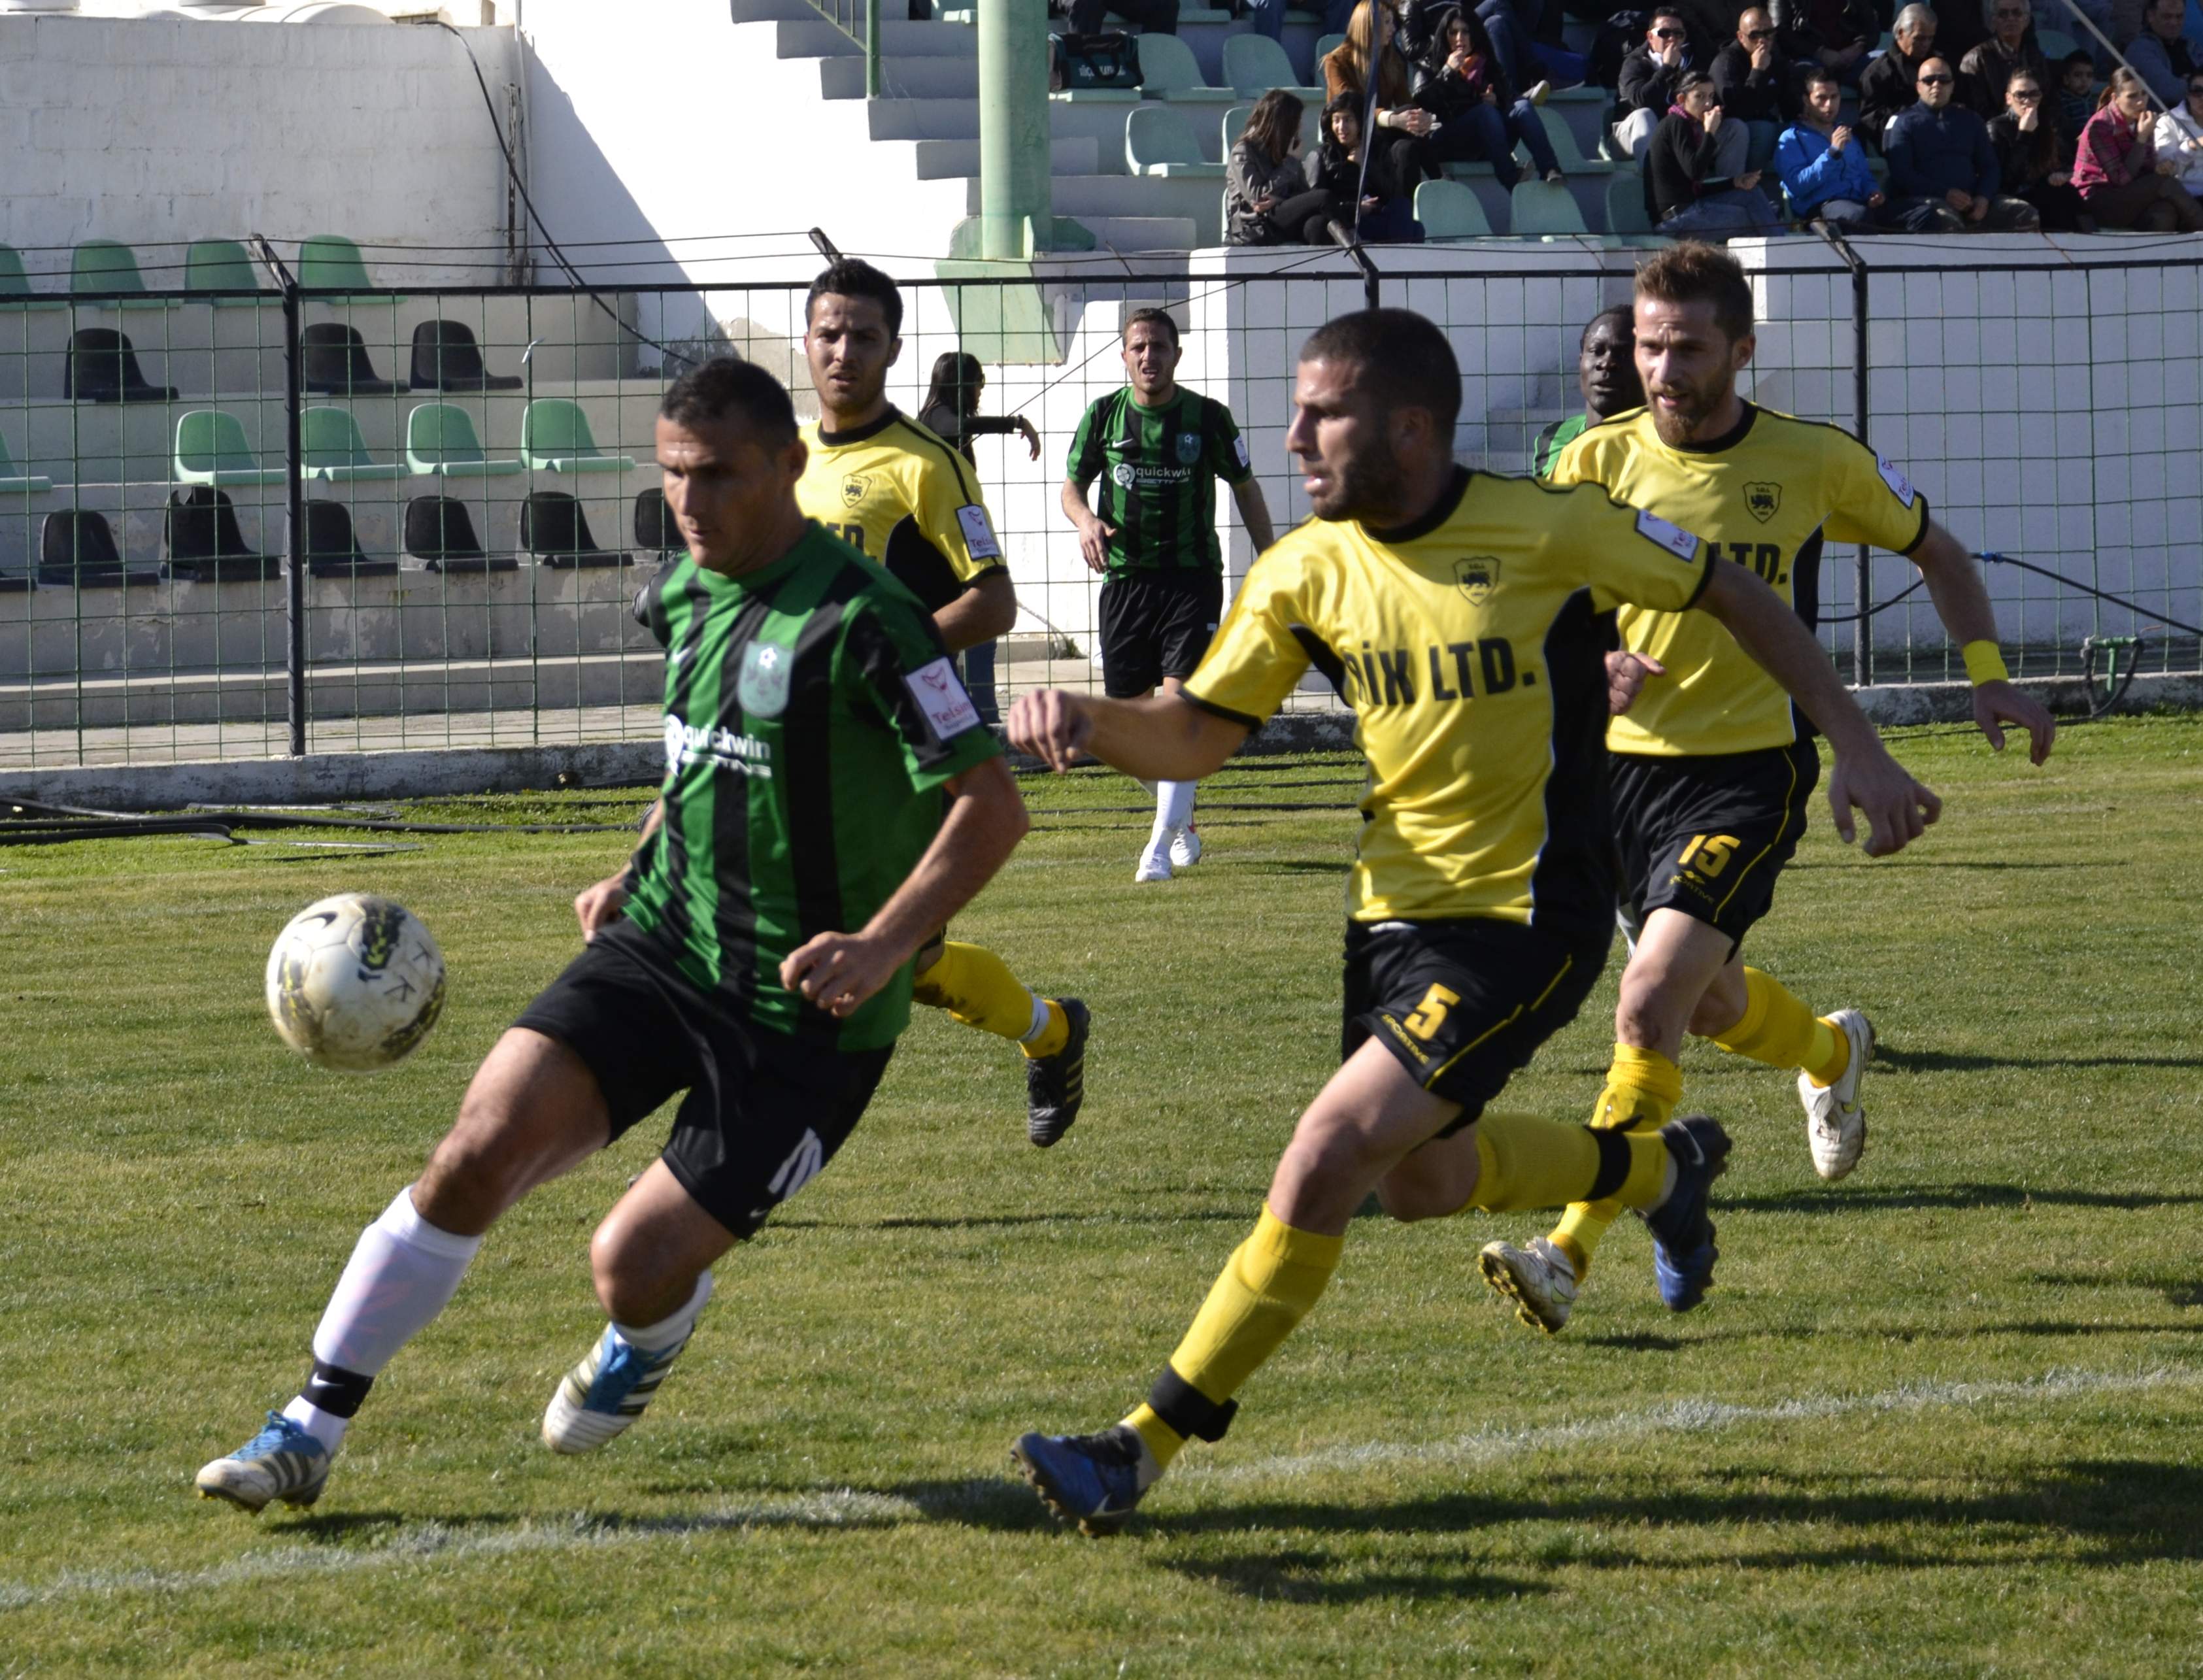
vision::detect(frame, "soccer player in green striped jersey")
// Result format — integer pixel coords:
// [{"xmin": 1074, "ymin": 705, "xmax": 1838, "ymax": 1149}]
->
[
  {"xmin": 1064, "ymin": 308, "xmax": 1275, "ymax": 881},
  {"xmin": 1530, "ymin": 306, "xmax": 1643, "ymax": 479},
  {"xmin": 195, "ymin": 360, "xmax": 1030, "ymax": 1512}
]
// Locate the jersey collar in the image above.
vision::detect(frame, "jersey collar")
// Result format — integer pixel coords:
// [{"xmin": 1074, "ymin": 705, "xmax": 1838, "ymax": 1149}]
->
[
  {"xmin": 1364, "ymin": 465, "xmax": 1470, "ymax": 545},
  {"xmin": 815, "ymin": 405, "xmax": 901, "ymax": 447},
  {"xmin": 1667, "ymin": 401, "xmax": 1759, "ymax": 456}
]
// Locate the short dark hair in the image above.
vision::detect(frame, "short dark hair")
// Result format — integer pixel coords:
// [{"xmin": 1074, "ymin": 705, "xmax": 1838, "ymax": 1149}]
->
[
  {"xmin": 1799, "ymin": 63, "xmax": 1839, "ymax": 95},
  {"xmin": 1635, "ymin": 240, "xmax": 1754, "ymax": 343},
  {"xmin": 805, "ymin": 258, "xmax": 903, "ymax": 340},
  {"xmin": 2060, "ymin": 48, "xmax": 2094, "ymax": 71},
  {"xmin": 1298, "ymin": 309, "xmax": 1461, "ymax": 431},
  {"xmin": 1581, "ymin": 303, "xmax": 1634, "ymax": 347},
  {"xmin": 1122, "ymin": 306, "xmax": 1181, "ymax": 348},
  {"xmin": 660, "ymin": 356, "xmax": 798, "ymax": 445},
  {"xmin": 1649, "ymin": 7, "xmax": 1688, "ymax": 26}
]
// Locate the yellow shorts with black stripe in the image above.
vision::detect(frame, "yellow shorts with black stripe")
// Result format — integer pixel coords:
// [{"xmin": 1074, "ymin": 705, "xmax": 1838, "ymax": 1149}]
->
[
  {"xmin": 1611, "ymin": 737, "xmax": 1821, "ymax": 958},
  {"xmin": 1342, "ymin": 917, "xmax": 1609, "ymax": 1130}
]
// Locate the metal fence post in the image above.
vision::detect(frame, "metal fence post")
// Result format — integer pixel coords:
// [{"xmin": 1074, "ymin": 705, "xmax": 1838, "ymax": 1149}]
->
[
  {"xmin": 1849, "ymin": 254, "xmax": 1871, "ymax": 689},
  {"xmin": 254, "ymin": 236, "xmax": 310, "ymax": 757}
]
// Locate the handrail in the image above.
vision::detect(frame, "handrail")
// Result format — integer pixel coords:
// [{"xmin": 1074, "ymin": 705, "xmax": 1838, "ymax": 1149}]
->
[{"xmin": 795, "ymin": 0, "xmax": 883, "ymax": 100}]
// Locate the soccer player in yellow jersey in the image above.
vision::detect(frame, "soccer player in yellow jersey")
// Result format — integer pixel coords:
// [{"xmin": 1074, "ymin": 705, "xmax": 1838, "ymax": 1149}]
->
[
  {"xmin": 1003, "ymin": 308, "xmax": 1940, "ymax": 1534},
  {"xmin": 796, "ymin": 260, "xmax": 1090, "ymax": 1147},
  {"xmin": 1479, "ymin": 243, "xmax": 2057, "ymax": 1336}
]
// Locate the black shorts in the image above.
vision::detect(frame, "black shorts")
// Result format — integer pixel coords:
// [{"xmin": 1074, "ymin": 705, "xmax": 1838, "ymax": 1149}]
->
[
  {"xmin": 1342, "ymin": 916, "xmax": 1608, "ymax": 1130},
  {"xmin": 1098, "ymin": 571, "xmax": 1224, "ymax": 697},
  {"xmin": 513, "ymin": 920, "xmax": 893, "ymax": 1238},
  {"xmin": 1611, "ymin": 737, "xmax": 1821, "ymax": 954}
]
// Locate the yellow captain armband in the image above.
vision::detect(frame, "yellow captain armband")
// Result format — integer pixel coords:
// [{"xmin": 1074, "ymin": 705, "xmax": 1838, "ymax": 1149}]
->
[{"xmin": 1962, "ymin": 641, "xmax": 2010, "ymax": 686}]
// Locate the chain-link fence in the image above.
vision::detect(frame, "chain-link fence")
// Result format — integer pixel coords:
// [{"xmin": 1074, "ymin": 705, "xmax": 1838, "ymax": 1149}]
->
[{"xmin": 1, "ymin": 241, "xmax": 2195, "ymax": 771}]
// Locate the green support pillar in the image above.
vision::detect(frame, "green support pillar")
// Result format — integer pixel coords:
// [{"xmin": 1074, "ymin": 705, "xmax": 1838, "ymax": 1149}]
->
[{"xmin": 973, "ymin": 0, "xmax": 1094, "ymax": 256}]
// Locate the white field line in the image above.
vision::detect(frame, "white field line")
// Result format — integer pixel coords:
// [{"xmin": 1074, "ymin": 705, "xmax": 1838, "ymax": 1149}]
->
[{"xmin": 4, "ymin": 1363, "xmax": 2195, "ymax": 1611}]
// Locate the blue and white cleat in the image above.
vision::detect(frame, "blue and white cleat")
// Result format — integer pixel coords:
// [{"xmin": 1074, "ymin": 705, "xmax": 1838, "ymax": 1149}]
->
[
  {"xmin": 195, "ymin": 1411, "xmax": 331, "ymax": 1513},
  {"xmin": 1641, "ymin": 1113, "xmax": 1732, "ymax": 1313},
  {"xmin": 542, "ymin": 1325, "xmax": 692, "ymax": 1454},
  {"xmin": 1011, "ymin": 1424, "xmax": 1151, "ymax": 1536}
]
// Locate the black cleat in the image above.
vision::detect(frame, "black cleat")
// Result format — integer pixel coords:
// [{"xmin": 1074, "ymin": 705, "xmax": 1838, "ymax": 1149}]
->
[{"xmin": 1024, "ymin": 998, "xmax": 1090, "ymax": 1147}]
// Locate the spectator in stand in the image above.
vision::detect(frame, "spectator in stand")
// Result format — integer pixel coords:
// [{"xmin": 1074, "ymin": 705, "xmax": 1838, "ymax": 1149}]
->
[
  {"xmin": 1069, "ymin": 0, "xmax": 1179, "ymax": 35},
  {"xmin": 1887, "ymin": 54, "xmax": 2045, "ymax": 223},
  {"xmin": 2074, "ymin": 65, "xmax": 2203, "ymax": 225},
  {"xmin": 1772, "ymin": 0, "xmax": 1878, "ymax": 88},
  {"xmin": 1713, "ymin": 8, "xmax": 1794, "ymax": 171},
  {"xmin": 1227, "ymin": 91, "xmax": 1337, "ymax": 244},
  {"xmin": 1931, "ymin": 0, "xmax": 1993, "ymax": 67},
  {"xmin": 1960, "ymin": 0, "xmax": 2050, "ymax": 116},
  {"xmin": 1306, "ymin": 92, "xmax": 1426, "ymax": 241},
  {"xmin": 1860, "ymin": 4, "xmax": 1940, "ymax": 143},
  {"xmin": 1989, "ymin": 66, "xmax": 2089, "ymax": 226},
  {"xmin": 2153, "ymin": 67, "xmax": 2203, "ymax": 191},
  {"xmin": 1324, "ymin": 2, "xmax": 1438, "ymax": 189},
  {"xmin": 2127, "ymin": 0, "xmax": 2202, "ymax": 106},
  {"xmin": 2057, "ymin": 51, "xmax": 2100, "ymax": 146},
  {"xmin": 1777, "ymin": 65, "xmax": 1947, "ymax": 224},
  {"xmin": 1617, "ymin": 8, "xmax": 1724, "ymax": 160},
  {"xmin": 1646, "ymin": 70, "xmax": 1788, "ymax": 231},
  {"xmin": 1413, "ymin": 5, "xmax": 1567, "ymax": 188}
]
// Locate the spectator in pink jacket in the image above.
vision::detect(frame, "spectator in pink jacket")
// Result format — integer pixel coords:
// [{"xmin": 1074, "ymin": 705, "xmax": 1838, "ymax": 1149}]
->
[{"xmin": 2073, "ymin": 65, "xmax": 2203, "ymax": 227}]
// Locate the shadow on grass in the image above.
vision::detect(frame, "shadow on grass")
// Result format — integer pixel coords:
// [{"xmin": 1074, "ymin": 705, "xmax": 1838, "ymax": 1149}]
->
[
  {"xmin": 1875, "ymin": 1046, "xmax": 2203, "ymax": 1073},
  {"xmin": 773, "ymin": 1207, "xmax": 1257, "ymax": 1232},
  {"xmin": 2026, "ymin": 1270, "xmax": 2203, "ymax": 1308},
  {"xmin": 1578, "ymin": 1319, "xmax": 2202, "ymax": 1352},
  {"xmin": 1719, "ymin": 1183, "xmax": 2203, "ymax": 1214},
  {"xmin": 1164, "ymin": 1545, "xmax": 1552, "ymax": 1605}
]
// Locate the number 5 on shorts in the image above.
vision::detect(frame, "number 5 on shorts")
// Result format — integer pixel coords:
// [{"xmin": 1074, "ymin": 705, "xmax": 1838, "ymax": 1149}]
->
[
  {"xmin": 1678, "ymin": 833, "xmax": 1741, "ymax": 877},
  {"xmin": 1403, "ymin": 983, "xmax": 1460, "ymax": 1040}
]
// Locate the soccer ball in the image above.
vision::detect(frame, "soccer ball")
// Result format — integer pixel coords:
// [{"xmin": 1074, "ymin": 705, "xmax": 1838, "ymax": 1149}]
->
[{"xmin": 264, "ymin": 893, "xmax": 447, "ymax": 1072}]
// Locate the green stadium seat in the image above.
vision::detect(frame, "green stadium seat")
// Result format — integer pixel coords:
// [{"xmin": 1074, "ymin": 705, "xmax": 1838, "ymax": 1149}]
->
[
  {"xmin": 1537, "ymin": 107, "xmax": 1615, "ymax": 173},
  {"xmin": 1416, "ymin": 179, "xmax": 1498, "ymax": 239},
  {"xmin": 301, "ymin": 407, "xmax": 405, "ymax": 482},
  {"xmin": 0, "ymin": 244, "xmax": 63, "ymax": 311},
  {"xmin": 297, "ymin": 234, "xmax": 398, "ymax": 303},
  {"xmin": 1222, "ymin": 33, "xmax": 1309, "ymax": 97},
  {"xmin": 1510, "ymin": 178, "xmax": 1590, "ymax": 238},
  {"xmin": 1314, "ymin": 33, "xmax": 1345, "ymax": 65},
  {"xmin": 1222, "ymin": 101, "xmax": 1323, "ymax": 158},
  {"xmin": 1126, "ymin": 105, "xmax": 1228, "ymax": 176},
  {"xmin": 0, "ymin": 428, "xmax": 53, "ymax": 494},
  {"xmin": 174, "ymin": 409, "xmax": 287, "ymax": 487},
  {"xmin": 520, "ymin": 399, "xmax": 638, "ymax": 473},
  {"xmin": 71, "ymin": 240, "xmax": 169, "ymax": 310},
  {"xmin": 1136, "ymin": 33, "xmax": 1239, "ymax": 106},
  {"xmin": 1604, "ymin": 169, "xmax": 1662, "ymax": 239},
  {"xmin": 185, "ymin": 239, "xmax": 262, "ymax": 306},
  {"xmin": 405, "ymin": 403, "xmax": 523, "ymax": 477},
  {"xmin": 2037, "ymin": 28, "xmax": 2079, "ymax": 59}
]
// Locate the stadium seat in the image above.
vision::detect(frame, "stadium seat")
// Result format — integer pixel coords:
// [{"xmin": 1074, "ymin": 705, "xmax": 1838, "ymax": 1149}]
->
[
  {"xmin": 37, "ymin": 509, "xmax": 158, "ymax": 588},
  {"xmin": 296, "ymin": 234, "xmax": 395, "ymax": 303},
  {"xmin": 410, "ymin": 320, "xmax": 522, "ymax": 392},
  {"xmin": 635, "ymin": 487, "xmax": 682, "ymax": 554},
  {"xmin": 184, "ymin": 239, "xmax": 263, "ymax": 305},
  {"xmin": 0, "ymin": 429, "xmax": 54, "ymax": 495},
  {"xmin": 301, "ymin": 324, "xmax": 405, "ymax": 397},
  {"xmin": 65, "ymin": 329, "xmax": 178, "ymax": 404},
  {"xmin": 1415, "ymin": 178, "xmax": 1497, "ymax": 239},
  {"xmin": 1536, "ymin": 107, "xmax": 1615, "ymax": 174},
  {"xmin": 520, "ymin": 399, "xmax": 638, "ymax": 473},
  {"xmin": 1510, "ymin": 178, "xmax": 1590, "ymax": 237},
  {"xmin": 163, "ymin": 486, "xmax": 277, "ymax": 581},
  {"xmin": 1134, "ymin": 33, "xmax": 1237, "ymax": 107},
  {"xmin": 1127, "ymin": 104, "xmax": 1230, "ymax": 176},
  {"xmin": 2037, "ymin": 27, "xmax": 2078, "ymax": 60},
  {"xmin": 1222, "ymin": 100, "xmax": 1322, "ymax": 156},
  {"xmin": 303, "ymin": 499, "xmax": 399, "ymax": 579},
  {"xmin": 403, "ymin": 494, "xmax": 516, "ymax": 573},
  {"xmin": 71, "ymin": 240, "xmax": 169, "ymax": 309},
  {"xmin": 300, "ymin": 407, "xmax": 405, "ymax": 482},
  {"xmin": 1222, "ymin": 33, "xmax": 1315, "ymax": 99},
  {"xmin": 521, "ymin": 491, "xmax": 628, "ymax": 568},
  {"xmin": 405, "ymin": 403, "xmax": 523, "ymax": 477},
  {"xmin": 174, "ymin": 409, "xmax": 287, "ymax": 487},
  {"xmin": 1604, "ymin": 170, "xmax": 1662, "ymax": 241},
  {"xmin": 1314, "ymin": 31, "xmax": 1346, "ymax": 64},
  {"xmin": 0, "ymin": 244, "xmax": 63, "ymax": 311}
]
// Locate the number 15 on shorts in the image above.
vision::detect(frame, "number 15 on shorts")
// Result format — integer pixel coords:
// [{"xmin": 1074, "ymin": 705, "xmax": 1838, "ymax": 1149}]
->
[{"xmin": 1678, "ymin": 833, "xmax": 1741, "ymax": 878}]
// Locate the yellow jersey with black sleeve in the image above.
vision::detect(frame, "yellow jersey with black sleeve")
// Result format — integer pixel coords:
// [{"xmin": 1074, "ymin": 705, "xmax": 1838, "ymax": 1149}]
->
[
  {"xmin": 796, "ymin": 407, "xmax": 1007, "ymax": 616},
  {"xmin": 1180, "ymin": 467, "xmax": 1714, "ymax": 938},
  {"xmin": 1551, "ymin": 403, "xmax": 1930, "ymax": 758}
]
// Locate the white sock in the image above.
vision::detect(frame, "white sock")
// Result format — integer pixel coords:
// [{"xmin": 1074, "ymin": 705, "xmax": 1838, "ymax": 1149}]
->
[
  {"xmin": 1134, "ymin": 776, "xmax": 1160, "ymax": 799},
  {"xmin": 1018, "ymin": 993, "xmax": 1052, "ymax": 1044},
  {"xmin": 286, "ymin": 1185, "xmax": 484, "ymax": 1452},
  {"xmin": 280, "ymin": 1396, "xmax": 354, "ymax": 1454},
  {"xmin": 1152, "ymin": 779, "xmax": 1197, "ymax": 839},
  {"xmin": 611, "ymin": 1270, "xmax": 714, "ymax": 1352}
]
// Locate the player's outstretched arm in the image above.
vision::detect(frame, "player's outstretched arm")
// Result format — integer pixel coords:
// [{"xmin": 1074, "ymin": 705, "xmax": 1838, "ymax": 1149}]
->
[
  {"xmin": 781, "ymin": 757, "xmax": 1028, "ymax": 1018},
  {"xmin": 575, "ymin": 801, "xmax": 663, "ymax": 941},
  {"xmin": 1697, "ymin": 559, "xmax": 1942, "ymax": 858},
  {"xmin": 1007, "ymin": 687, "xmax": 1248, "ymax": 782},
  {"xmin": 1908, "ymin": 521, "xmax": 2057, "ymax": 765}
]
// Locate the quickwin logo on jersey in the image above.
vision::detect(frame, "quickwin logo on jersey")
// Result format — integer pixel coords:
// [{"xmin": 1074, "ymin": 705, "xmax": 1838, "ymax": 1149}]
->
[{"xmin": 664, "ymin": 714, "xmax": 774, "ymax": 780}]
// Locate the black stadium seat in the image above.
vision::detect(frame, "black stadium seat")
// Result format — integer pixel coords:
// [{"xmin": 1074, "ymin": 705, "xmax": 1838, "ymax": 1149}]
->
[
  {"xmin": 522, "ymin": 491, "xmax": 626, "ymax": 568},
  {"xmin": 403, "ymin": 494, "xmax": 516, "ymax": 573},
  {"xmin": 39, "ymin": 509, "xmax": 158, "ymax": 587},
  {"xmin": 162, "ymin": 486, "xmax": 277, "ymax": 581},
  {"xmin": 303, "ymin": 499, "xmax": 399, "ymax": 579},
  {"xmin": 409, "ymin": 320, "xmax": 521, "ymax": 392},
  {"xmin": 634, "ymin": 487, "xmax": 681, "ymax": 554},
  {"xmin": 65, "ymin": 329, "xmax": 178, "ymax": 404},
  {"xmin": 300, "ymin": 323, "xmax": 403, "ymax": 397}
]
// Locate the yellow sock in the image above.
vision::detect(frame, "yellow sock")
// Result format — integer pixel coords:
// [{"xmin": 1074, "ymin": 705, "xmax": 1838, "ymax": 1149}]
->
[
  {"xmin": 1548, "ymin": 1044, "xmax": 1683, "ymax": 1281},
  {"xmin": 1122, "ymin": 1205, "xmax": 1343, "ymax": 1470},
  {"xmin": 1470, "ymin": 1111, "xmax": 1670, "ymax": 1213},
  {"xmin": 910, "ymin": 941, "xmax": 1066, "ymax": 1056}
]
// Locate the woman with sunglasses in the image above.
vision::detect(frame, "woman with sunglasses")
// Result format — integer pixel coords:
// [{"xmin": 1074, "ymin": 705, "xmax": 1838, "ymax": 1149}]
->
[
  {"xmin": 1987, "ymin": 66, "xmax": 2087, "ymax": 227},
  {"xmin": 2073, "ymin": 66, "xmax": 2203, "ymax": 230},
  {"xmin": 2152, "ymin": 71, "xmax": 2203, "ymax": 193}
]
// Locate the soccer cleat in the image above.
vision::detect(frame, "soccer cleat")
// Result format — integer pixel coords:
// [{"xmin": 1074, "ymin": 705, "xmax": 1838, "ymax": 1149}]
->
[
  {"xmin": 1025, "ymin": 997, "xmax": 1090, "ymax": 1148},
  {"xmin": 1134, "ymin": 835, "xmax": 1174, "ymax": 883},
  {"xmin": 1011, "ymin": 1424, "xmax": 1149, "ymax": 1536},
  {"xmin": 1800, "ymin": 1009, "xmax": 1875, "ymax": 1182},
  {"xmin": 541, "ymin": 1324, "xmax": 692, "ymax": 1454},
  {"xmin": 1478, "ymin": 1235, "xmax": 1579, "ymax": 1334},
  {"xmin": 1169, "ymin": 824, "xmax": 1203, "ymax": 869},
  {"xmin": 195, "ymin": 1411, "xmax": 331, "ymax": 1513},
  {"xmin": 1640, "ymin": 1113, "xmax": 1732, "ymax": 1313}
]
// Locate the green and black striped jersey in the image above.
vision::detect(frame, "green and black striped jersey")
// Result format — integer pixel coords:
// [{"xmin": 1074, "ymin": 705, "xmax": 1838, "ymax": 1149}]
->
[
  {"xmin": 623, "ymin": 523, "xmax": 1002, "ymax": 1050},
  {"xmin": 1066, "ymin": 386, "xmax": 1253, "ymax": 577}
]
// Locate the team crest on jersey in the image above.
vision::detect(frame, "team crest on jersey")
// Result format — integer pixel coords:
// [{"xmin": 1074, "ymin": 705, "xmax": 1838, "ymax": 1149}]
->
[
  {"xmin": 1454, "ymin": 556, "xmax": 1502, "ymax": 605},
  {"xmin": 1743, "ymin": 482, "xmax": 1781, "ymax": 523},
  {"xmin": 1175, "ymin": 431, "xmax": 1202, "ymax": 465},
  {"xmin": 737, "ymin": 641, "xmax": 792, "ymax": 719},
  {"xmin": 1111, "ymin": 462, "xmax": 1137, "ymax": 488},
  {"xmin": 840, "ymin": 474, "xmax": 867, "ymax": 509}
]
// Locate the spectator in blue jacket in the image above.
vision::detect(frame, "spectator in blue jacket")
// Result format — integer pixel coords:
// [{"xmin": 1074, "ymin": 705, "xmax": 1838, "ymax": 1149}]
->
[
  {"xmin": 1885, "ymin": 55, "xmax": 2044, "ymax": 225},
  {"xmin": 1777, "ymin": 67, "xmax": 1947, "ymax": 227},
  {"xmin": 2127, "ymin": 0, "xmax": 2202, "ymax": 106}
]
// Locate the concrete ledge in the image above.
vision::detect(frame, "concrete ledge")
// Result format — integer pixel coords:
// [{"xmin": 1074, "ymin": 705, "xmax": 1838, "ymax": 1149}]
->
[{"xmin": 1850, "ymin": 671, "xmax": 2203, "ymax": 724}]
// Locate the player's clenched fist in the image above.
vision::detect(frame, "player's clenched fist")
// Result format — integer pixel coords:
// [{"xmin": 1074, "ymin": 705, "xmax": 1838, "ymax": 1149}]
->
[{"xmin": 1007, "ymin": 688, "xmax": 1096, "ymax": 773}]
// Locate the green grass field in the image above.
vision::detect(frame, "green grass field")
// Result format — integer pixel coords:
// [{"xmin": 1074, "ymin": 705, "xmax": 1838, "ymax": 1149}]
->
[{"xmin": 4, "ymin": 716, "xmax": 2202, "ymax": 1676}]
